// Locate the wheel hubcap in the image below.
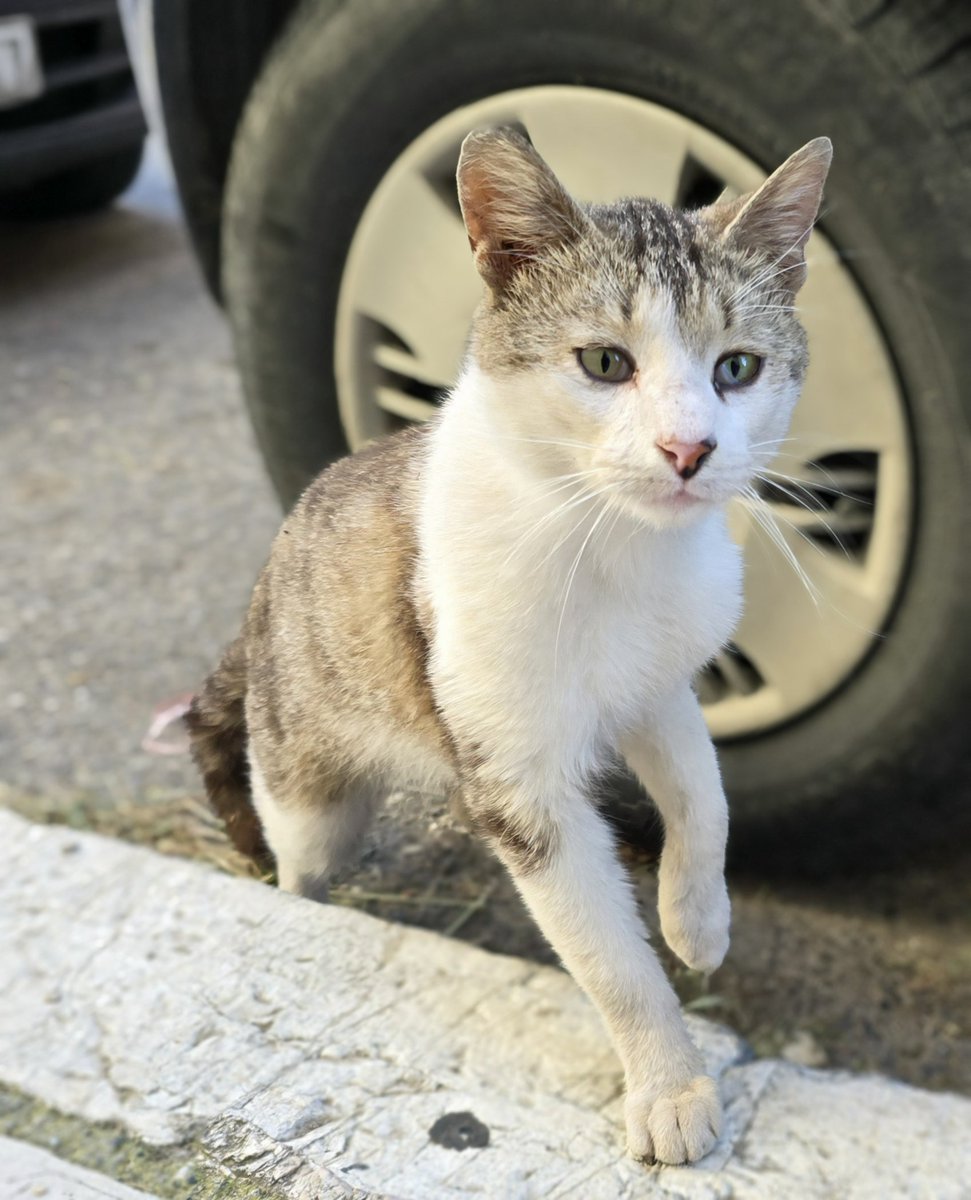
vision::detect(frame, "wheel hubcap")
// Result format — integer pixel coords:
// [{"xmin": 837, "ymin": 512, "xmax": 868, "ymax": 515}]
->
[{"xmin": 335, "ymin": 86, "xmax": 912, "ymax": 739}]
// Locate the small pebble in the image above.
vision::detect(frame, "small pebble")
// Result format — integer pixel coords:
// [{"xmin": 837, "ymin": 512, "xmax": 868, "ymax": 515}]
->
[{"xmin": 780, "ymin": 1029, "xmax": 828, "ymax": 1068}]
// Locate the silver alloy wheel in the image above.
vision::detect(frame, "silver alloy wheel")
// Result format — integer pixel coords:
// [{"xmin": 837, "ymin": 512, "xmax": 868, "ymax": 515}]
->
[{"xmin": 334, "ymin": 86, "xmax": 912, "ymax": 739}]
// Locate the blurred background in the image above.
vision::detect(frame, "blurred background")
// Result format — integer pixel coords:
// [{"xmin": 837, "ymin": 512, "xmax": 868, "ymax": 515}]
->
[{"xmin": 1, "ymin": 0, "xmax": 969, "ymax": 1096}]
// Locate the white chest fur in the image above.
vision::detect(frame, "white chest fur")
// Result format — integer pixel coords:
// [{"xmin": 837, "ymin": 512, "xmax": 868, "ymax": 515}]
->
[{"xmin": 418, "ymin": 391, "xmax": 743, "ymax": 783}]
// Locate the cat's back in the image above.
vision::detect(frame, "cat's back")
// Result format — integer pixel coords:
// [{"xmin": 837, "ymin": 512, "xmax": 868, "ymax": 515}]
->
[{"xmin": 243, "ymin": 426, "xmax": 445, "ymax": 760}]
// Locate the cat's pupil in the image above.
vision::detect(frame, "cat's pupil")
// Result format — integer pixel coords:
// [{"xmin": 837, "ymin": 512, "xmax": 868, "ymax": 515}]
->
[{"xmin": 600, "ymin": 350, "xmax": 611, "ymax": 375}]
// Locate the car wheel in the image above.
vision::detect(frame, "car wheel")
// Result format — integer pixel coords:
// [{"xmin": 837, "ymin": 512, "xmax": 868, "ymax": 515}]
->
[
  {"xmin": 222, "ymin": 0, "xmax": 970, "ymax": 870},
  {"xmin": 0, "ymin": 143, "xmax": 145, "ymax": 220}
]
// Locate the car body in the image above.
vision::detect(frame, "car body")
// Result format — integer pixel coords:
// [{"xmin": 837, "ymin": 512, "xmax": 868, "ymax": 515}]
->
[{"xmin": 0, "ymin": 0, "xmax": 144, "ymax": 215}]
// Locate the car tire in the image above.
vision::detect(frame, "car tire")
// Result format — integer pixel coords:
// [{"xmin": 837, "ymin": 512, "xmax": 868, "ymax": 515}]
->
[
  {"xmin": 0, "ymin": 142, "xmax": 145, "ymax": 220},
  {"xmin": 222, "ymin": 0, "xmax": 970, "ymax": 872}
]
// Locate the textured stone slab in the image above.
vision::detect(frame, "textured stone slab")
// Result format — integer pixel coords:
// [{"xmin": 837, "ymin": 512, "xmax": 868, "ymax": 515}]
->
[
  {"xmin": 1, "ymin": 810, "xmax": 969, "ymax": 1200},
  {"xmin": 0, "ymin": 1136, "xmax": 160, "ymax": 1200}
]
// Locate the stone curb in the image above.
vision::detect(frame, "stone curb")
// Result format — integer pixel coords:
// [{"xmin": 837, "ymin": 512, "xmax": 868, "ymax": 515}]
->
[{"xmin": 1, "ymin": 811, "xmax": 968, "ymax": 1199}]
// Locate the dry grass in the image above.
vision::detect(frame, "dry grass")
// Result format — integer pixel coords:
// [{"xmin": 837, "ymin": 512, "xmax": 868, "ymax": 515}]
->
[
  {"xmin": 0, "ymin": 785, "xmax": 500, "ymax": 928},
  {"xmin": 1, "ymin": 784, "xmax": 263, "ymax": 880}
]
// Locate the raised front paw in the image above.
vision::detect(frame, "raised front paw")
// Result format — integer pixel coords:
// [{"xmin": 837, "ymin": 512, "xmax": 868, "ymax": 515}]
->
[
  {"xmin": 625, "ymin": 1074, "xmax": 721, "ymax": 1165},
  {"xmin": 658, "ymin": 871, "xmax": 730, "ymax": 974}
]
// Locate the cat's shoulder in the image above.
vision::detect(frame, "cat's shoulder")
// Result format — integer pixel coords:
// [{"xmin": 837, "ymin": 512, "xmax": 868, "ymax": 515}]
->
[{"xmin": 290, "ymin": 425, "xmax": 430, "ymax": 522}]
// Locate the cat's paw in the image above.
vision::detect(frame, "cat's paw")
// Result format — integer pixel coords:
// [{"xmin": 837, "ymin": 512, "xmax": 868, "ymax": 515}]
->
[
  {"xmin": 625, "ymin": 1074, "xmax": 721, "ymax": 1165},
  {"xmin": 658, "ymin": 872, "xmax": 730, "ymax": 974}
]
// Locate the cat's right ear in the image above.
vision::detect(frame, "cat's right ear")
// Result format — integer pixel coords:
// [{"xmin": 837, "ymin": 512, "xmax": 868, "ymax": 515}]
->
[{"xmin": 457, "ymin": 127, "xmax": 587, "ymax": 292}]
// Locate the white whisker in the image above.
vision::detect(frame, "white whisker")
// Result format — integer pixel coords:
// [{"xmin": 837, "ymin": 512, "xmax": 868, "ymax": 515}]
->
[
  {"xmin": 740, "ymin": 486, "xmax": 821, "ymax": 607},
  {"xmin": 554, "ymin": 499, "xmax": 614, "ymax": 670},
  {"xmin": 490, "ymin": 434, "xmax": 602, "ymax": 453},
  {"xmin": 501, "ymin": 478, "xmax": 614, "ymax": 569},
  {"xmin": 758, "ymin": 465, "xmax": 869, "ymax": 507}
]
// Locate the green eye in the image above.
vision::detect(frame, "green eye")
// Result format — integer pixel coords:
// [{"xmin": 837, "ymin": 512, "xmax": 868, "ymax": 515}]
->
[
  {"xmin": 715, "ymin": 352, "xmax": 762, "ymax": 389},
  {"xmin": 578, "ymin": 346, "xmax": 634, "ymax": 383}
]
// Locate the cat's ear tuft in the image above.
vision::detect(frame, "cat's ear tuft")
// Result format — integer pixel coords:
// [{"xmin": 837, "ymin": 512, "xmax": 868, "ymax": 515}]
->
[
  {"xmin": 457, "ymin": 127, "xmax": 587, "ymax": 292},
  {"xmin": 705, "ymin": 137, "xmax": 833, "ymax": 294}
]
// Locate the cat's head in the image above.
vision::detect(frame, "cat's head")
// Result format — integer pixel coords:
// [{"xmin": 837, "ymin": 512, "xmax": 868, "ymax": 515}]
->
[{"xmin": 456, "ymin": 127, "xmax": 832, "ymax": 528}]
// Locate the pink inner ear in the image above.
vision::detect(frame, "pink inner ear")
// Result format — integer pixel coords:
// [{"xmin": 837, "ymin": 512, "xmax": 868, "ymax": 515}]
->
[
  {"xmin": 457, "ymin": 128, "xmax": 588, "ymax": 291},
  {"xmin": 459, "ymin": 170, "xmax": 497, "ymax": 253},
  {"xmin": 458, "ymin": 159, "xmax": 543, "ymax": 287},
  {"xmin": 718, "ymin": 139, "xmax": 832, "ymax": 276}
]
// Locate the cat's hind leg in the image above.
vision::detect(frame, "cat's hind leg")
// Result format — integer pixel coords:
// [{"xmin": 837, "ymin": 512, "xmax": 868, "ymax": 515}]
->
[{"xmin": 248, "ymin": 744, "xmax": 381, "ymax": 901}]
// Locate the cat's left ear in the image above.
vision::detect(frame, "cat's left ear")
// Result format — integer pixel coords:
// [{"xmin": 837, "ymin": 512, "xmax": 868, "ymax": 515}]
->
[
  {"xmin": 457, "ymin": 127, "xmax": 589, "ymax": 293},
  {"xmin": 704, "ymin": 138, "xmax": 833, "ymax": 294}
]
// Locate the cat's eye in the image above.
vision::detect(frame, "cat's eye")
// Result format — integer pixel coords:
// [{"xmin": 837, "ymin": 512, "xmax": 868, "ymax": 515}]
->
[
  {"xmin": 578, "ymin": 346, "xmax": 634, "ymax": 384},
  {"xmin": 714, "ymin": 351, "xmax": 762, "ymax": 389}
]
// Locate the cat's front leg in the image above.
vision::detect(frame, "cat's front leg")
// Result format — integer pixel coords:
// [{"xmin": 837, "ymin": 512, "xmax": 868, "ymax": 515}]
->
[
  {"xmin": 464, "ymin": 770, "xmax": 721, "ymax": 1164},
  {"xmin": 621, "ymin": 684, "xmax": 731, "ymax": 975}
]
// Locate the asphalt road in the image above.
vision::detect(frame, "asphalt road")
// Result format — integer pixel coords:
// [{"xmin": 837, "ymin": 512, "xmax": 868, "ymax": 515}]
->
[
  {"xmin": 1, "ymin": 143, "xmax": 279, "ymax": 806},
  {"xmin": 1, "ymin": 145, "xmax": 968, "ymax": 1097}
]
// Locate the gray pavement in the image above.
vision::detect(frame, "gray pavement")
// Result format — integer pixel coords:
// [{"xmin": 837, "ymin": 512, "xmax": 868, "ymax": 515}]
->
[{"xmin": 0, "ymin": 142, "xmax": 279, "ymax": 805}]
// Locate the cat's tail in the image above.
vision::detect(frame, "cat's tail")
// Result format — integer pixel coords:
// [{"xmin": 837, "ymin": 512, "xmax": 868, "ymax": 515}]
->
[{"xmin": 186, "ymin": 636, "xmax": 271, "ymax": 868}]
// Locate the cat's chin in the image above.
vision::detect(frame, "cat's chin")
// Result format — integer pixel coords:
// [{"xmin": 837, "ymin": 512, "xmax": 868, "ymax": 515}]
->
[{"xmin": 618, "ymin": 489, "xmax": 720, "ymax": 529}]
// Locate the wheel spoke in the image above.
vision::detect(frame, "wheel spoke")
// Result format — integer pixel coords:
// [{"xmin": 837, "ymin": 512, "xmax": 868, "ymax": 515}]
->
[
  {"xmin": 374, "ymin": 387, "xmax": 437, "ymax": 424},
  {"xmin": 755, "ymin": 474, "xmax": 874, "ymax": 541},
  {"xmin": 713, "ymin": 647, "xmax": 762, "ymax": 696},
  {"xmin": 346, "ymin": 169, "xmax": 480, "ymax": 388},
  {"xmin": 729, "ymin": 502, "xmax": 880, "ymax": 715},
  {"xmin": 372, "ymin": 343, "xmax": 451, "ymax": 390},
  {"xmin": 771, "ymin": 503, "xmax": 871, "ymax": 536},
  {"xmin": 788, "ymin": 236, "xmax": 908, "ymax": 458}
]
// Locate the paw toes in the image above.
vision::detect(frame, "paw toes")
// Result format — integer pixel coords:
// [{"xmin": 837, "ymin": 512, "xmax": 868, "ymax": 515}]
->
[
  {"xmin": 679, "ymin": 1079, "xmax": 721, "ymax": 1160},
  {"xmin": 626, "ymin": 1075, "xmax": 721, "ymax": 1166},
  {"xmin": 626, "ymin": 1125, "xmax": 654, "ymax": 1164},
  {"xmin": 649, "ymin": 1096, "xmax": 687, "ymax": 1164}
]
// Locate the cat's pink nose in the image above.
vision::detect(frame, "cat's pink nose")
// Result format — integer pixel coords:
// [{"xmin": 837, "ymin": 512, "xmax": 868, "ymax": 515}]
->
[{"xmin": 655, "ymin": 437, "xmax": 716, "ymax": 481}]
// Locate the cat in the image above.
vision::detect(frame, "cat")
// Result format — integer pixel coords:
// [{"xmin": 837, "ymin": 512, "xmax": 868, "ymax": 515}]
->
[{"xmin": 188, "ymin": 126, "xmax": 831, "ymax": 1166}]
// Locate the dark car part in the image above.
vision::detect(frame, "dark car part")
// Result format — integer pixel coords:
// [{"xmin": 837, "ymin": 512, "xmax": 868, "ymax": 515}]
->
[
  {"xmin": 0, "ymin": 0, "xmax": 145, "ymax": 217},
  {"xmin": 153, "ymin": 0, "xmax": 299, "ymax": 297}
]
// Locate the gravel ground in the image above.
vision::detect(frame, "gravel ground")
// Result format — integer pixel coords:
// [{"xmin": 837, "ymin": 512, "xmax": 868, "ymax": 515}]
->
[{"xmin": 2, "ymin": 145, "xmax": 969, "ymax": 1097}]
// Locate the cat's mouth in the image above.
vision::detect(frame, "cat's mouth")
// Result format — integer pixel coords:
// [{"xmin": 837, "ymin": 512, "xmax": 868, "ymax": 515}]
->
[
  {"xmin": 642, "ymin": 477, "xmax": 714, "ymax": 508},
  {"xmin": 659, "ymin": 486, "xmax": 708, "ymax": 508},
  {"xmin": 611, "ymin": 479, "xmax": 717, "ymax": 524},
  {"xmin": 649, "ymin": 488, "xmax": 716, "ymax": 519}
]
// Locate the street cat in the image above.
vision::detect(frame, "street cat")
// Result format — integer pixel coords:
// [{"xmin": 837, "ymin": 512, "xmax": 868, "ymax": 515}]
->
[{"xmin": 189, "ymin": 127, "xmax": 831, "ymax": 1165}]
